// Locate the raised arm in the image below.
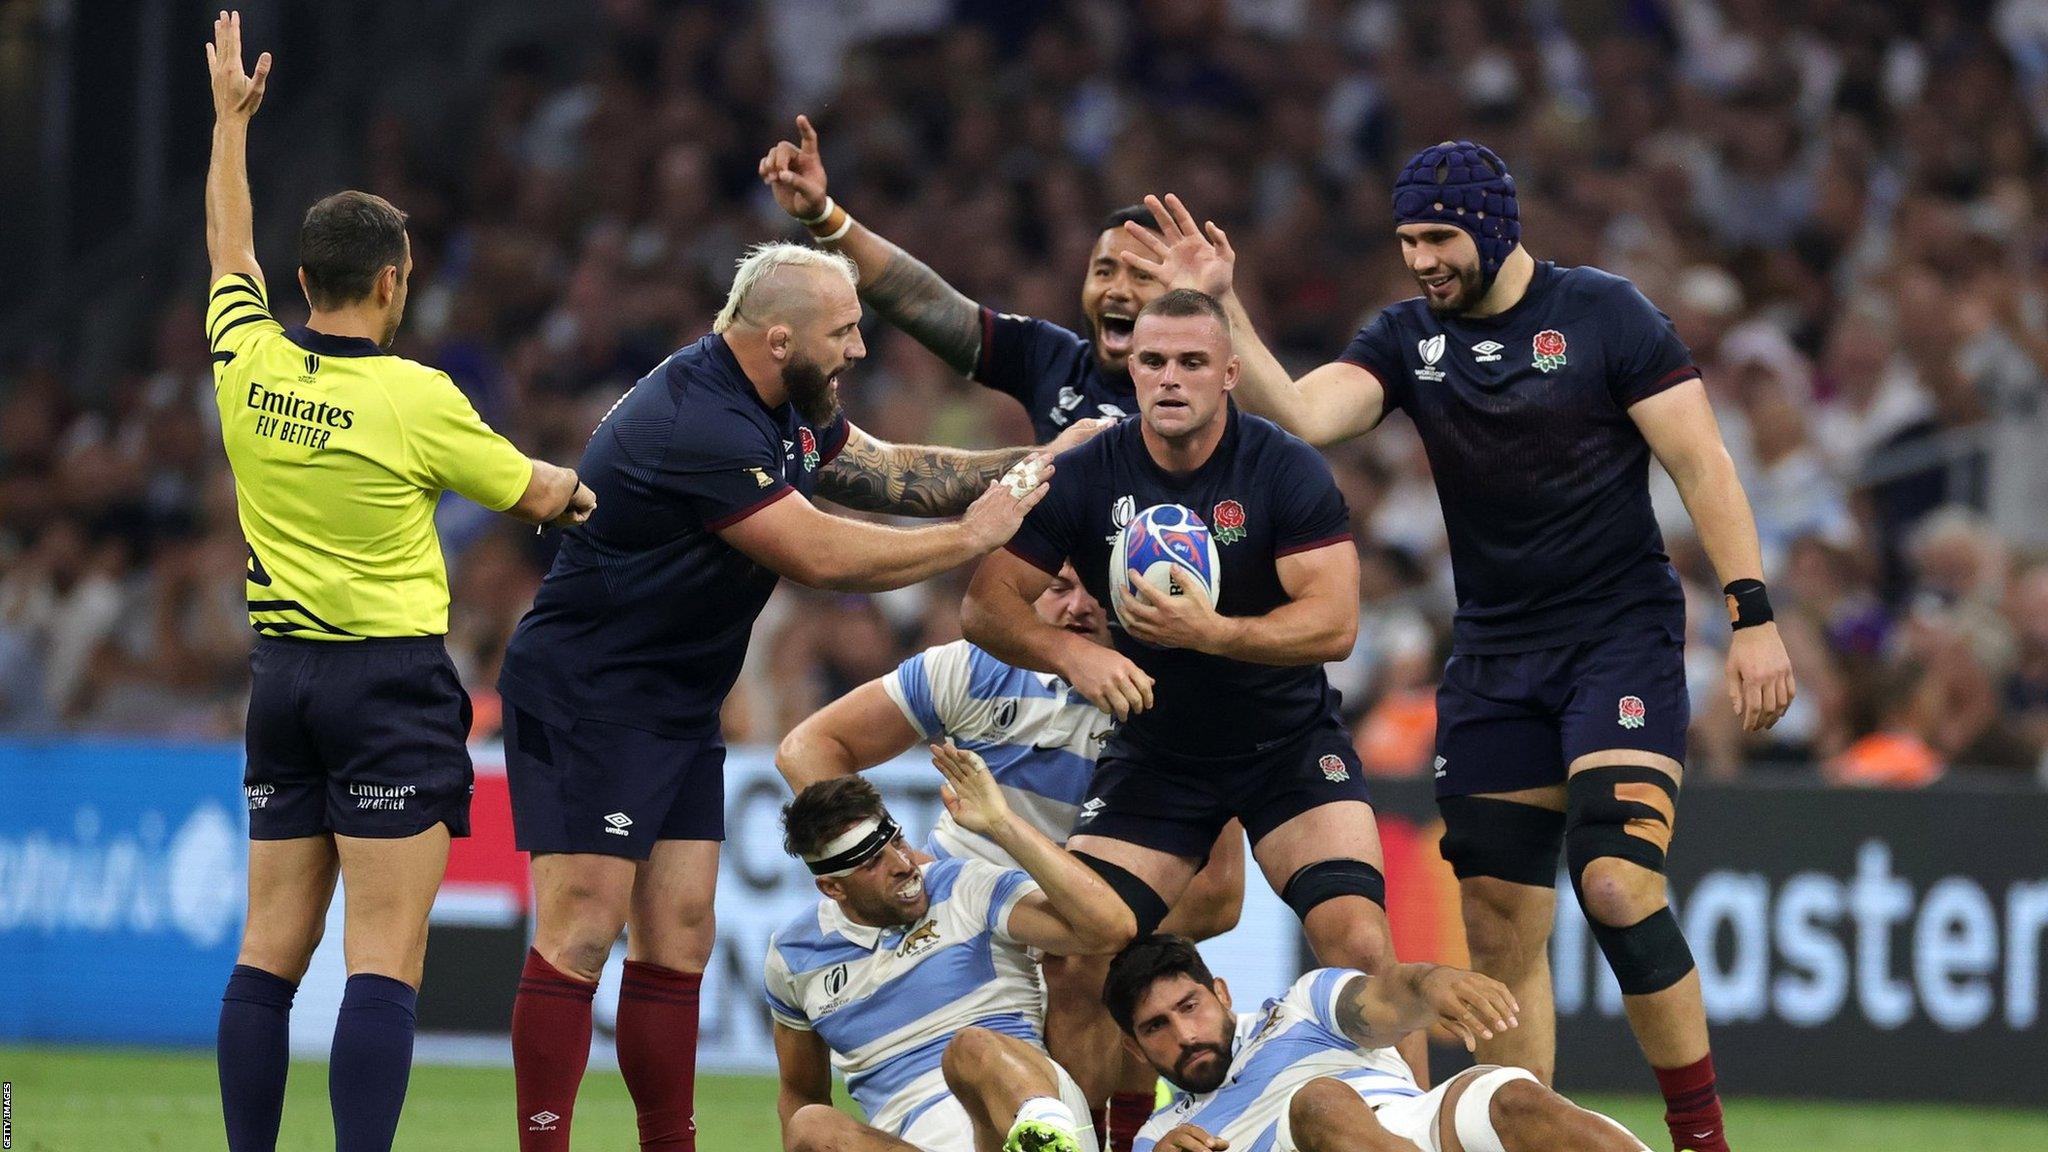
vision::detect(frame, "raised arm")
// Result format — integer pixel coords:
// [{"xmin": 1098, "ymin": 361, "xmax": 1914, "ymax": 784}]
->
[
  {"xmin": 204, "ymin": 11, "xmax": 271, "ymax": 284},
  {"xmin": 1629, "ymin": 379, "xmax": 1795, "ymax": 732},
  {"xmin": 963, "ymin": 549, "xmax": 1155, "ymax": 721},
  {"xmin": 932, "ymin": 742, "xmax": 1135, "ymax": 954},
  {"xmin": 1119, "ymin": 540, "xmax": 1359, "ymax": 666},
  {"xmin": 817, "ymin": 420, "xmax": 1107, "ymax": 517},
  {"xmin": 1331, "ymin": 964, "xmax": 1521, "ymax": 1053},
  {"xmin": 760, "ymin": 115, "xmax": 984, "ymax": 375},
  {"xmin": 1120, "ymin": 194, "xmax": 1386, "ymax": 446},
  {"xmin": 718, "ymin": 475, "xmax": 1043, "ymax": 593},
  {"xmin": 774, "ymin": 678, "xmax": 923, "ymax": 791}
]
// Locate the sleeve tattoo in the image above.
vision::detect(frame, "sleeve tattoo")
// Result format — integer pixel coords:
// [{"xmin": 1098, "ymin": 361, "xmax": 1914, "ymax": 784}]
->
[
  {"xmin": 862, "ymin": 246, "xmax": 983, "ymax": 376},
  {"xmin": 817, "ymin": 427, "xmax": 1025, "ymax": 517},
  {"xmin": 1334, "ymin": 972, "xmax": 1380, "ymax": 1048}
]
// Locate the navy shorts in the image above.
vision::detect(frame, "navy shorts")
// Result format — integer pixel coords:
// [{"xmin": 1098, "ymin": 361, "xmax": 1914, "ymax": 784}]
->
[
  {"xmin": 1433, "ymin": 625, "xmax": 1689, "ymax": 799},
  {"xmin": 244, "ymin": 635, "xmax": 474, "ymax": 840},
  {"xmin": 503, "ymin": 705, "xmax": 726, "ymax": 859},
  {"xmin": 1072, "ymin": 717, "xmax": 1370, "ymax": 859}
]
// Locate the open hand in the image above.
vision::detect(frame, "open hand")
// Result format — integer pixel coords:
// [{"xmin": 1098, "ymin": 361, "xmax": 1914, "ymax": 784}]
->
[
  {"xmin": 1419, "ymin": 966, "xmax": 1520, "ymax": 1053},
  {"xmin": 1119, "ymin": 567, "xmax": 1228, "ymax": 653},
  {"xmin": 1120, "ymin": 194, "xmax": 1236, "ymax": 299},
  {"xmin": 206, "ymin": 11, "xmax": 271, "ymax": 123},
  {"xmin": 932, "ymin": 740, "xmax": 1010, "ymax": 837},
  {"xmin": 959, "ymin": 456, "xmax": 1053, "ymax": 551},
  {"xmin": 758, "ymin": 114, "xmax": 831, "ymax": 221},
  {"xmin": 1726, "ymin": 623, "xmax": 1795, "ymax": 732}
]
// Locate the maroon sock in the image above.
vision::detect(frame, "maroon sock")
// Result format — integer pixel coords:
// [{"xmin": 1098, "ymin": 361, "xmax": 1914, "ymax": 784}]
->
[
  {"xmin": 512, "ymin": 948, "xmax": 596, "ymax": 1152},
  {"xmin": 1654, "ymin": 1052, "xmax": 1730, "ymax": 1152},
  {"xmin": 1109, "ymin": 1090, "xmax": 1155, "ymax": 1151},
  {"xmin": 1090, "ymin": 1107, "xmax": 1108, "ymax": 1146},
  {"xmin": 617, "ymin": 960, "xmax": 702, "ymax": 1151}
]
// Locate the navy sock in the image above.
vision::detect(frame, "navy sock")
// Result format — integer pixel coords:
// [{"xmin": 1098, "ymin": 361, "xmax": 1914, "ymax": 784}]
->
[
  {"xmin": 330, "ymin": 973, "xmax": 419, "ymax": 1152},
  {"xmin": 219, "ymin": 964, "xmax": 297, "ymax": 1152}
]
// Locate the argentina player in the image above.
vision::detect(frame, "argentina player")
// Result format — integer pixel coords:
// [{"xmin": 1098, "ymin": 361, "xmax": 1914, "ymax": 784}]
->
[
  {"xmin": 776, "ymin": 562, "xmax": 1245, "ymax": 1144},
  {"xmin": 759, "ymin": 115, "xmax": 1159, "ymax": 441},
  {"xmin": 1123, "ymin": 145, "xmax": 1796, "ymax": 1152},
  {"xmin": 768, "ymin": 750, "xmax": 1135, "ymax": 1152},
  {"xmin": 962, "ymin": 291, "xmax": 1423, "ymax": 1079},
  {"xmin": 1104, "ymin": 935, "xmax": 1649, "ymax": 1152}
]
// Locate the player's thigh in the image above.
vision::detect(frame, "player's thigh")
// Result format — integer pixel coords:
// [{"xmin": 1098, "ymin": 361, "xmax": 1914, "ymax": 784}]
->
[
  {"xmin": 530, "ymin": 852, "xmax": 638, "ymax": 956},
  {"xmin": 334, "ymin": 824, "xmax": 451, "ymax": 981},
  {"xmin": 627, "ymin": 837, "xmax": 720, "ymax": 969},
  {"xmin": 1433, "ymin": 649, "xmax": 1568, "ymax": 799},
  {"xmin": 306, "ymin": 638, "xmax": 477, "ymax": 840},
  {"xmin": 1278, "ymin": 1077, "xmax": 1407, "ymax": 1152},
  {"xmin": 1067, "ymin": 745, "xmax": 1222, "ymax": 913},
  {"xmin": 239, "ymin": 834, "xmax": 340, "ymax": 980},
  {"xmin": 503, "ymin": 704, "xmax": 708, "ymax": 861},
  {"xmin": 1065, "ymin": 834, "xmax": 1202, "ymax": 907}
]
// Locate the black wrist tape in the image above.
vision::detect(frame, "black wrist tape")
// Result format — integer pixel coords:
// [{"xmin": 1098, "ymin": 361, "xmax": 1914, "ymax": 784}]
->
[{"xmin": 1723, "ymin": 579, "xmax": 1773, "ymax": 630}]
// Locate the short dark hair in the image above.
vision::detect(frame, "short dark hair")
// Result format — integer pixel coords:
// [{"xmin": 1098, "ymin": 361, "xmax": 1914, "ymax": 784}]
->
[
  {"xmin": 1137, "ymin": 288, "xmax": 1228, "ymax": 330},
  {"xmin": 1100, "ymin": 203, "xmax": 1157, "ymax": 235},
  {"xmin": 782, "ymin": 776, "xmax": 888, "ymax": 860},
  {"xmin": 1103, "ymin": 933, "xmax": 1216, "ymax": 1034},
  {"xmin": 298, "ymin": 191, "xmax": 409, "ymax": 309}
]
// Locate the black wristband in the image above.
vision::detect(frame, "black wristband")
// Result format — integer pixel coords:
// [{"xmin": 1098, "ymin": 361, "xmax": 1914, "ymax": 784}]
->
[{"xmin": 1723, "ymin": 579, "xmax": 1773, "ymax": 630}]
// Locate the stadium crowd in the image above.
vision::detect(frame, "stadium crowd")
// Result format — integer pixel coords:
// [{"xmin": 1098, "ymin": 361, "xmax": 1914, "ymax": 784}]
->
[{"xmin": 4, "ymin": 0, "xmax": 2048, "ymax": 788}]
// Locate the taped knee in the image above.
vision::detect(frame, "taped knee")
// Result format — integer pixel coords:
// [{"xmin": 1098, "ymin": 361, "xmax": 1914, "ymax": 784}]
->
[
  {"xmin": 1280, "ymin": 858, "xmax": 1385, "ymax": 921},
  {"xmin": 1452, "ymin": 1066, "xmax": 1539, "ymax": 1152},
  {"xmin": 1564, "ymin": 766, "xmax": 1677, "ymax": 880},
  {"xmin": 1438, "ymin": 796, "xmax": 1566, "ymax": 887},
  {"xmin": 1076, "ymin": 853, "xmax": 1171, "ymax": 938}
]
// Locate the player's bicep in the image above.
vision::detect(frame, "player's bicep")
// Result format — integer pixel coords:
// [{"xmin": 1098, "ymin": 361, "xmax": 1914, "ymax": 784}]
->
[
  {"xmin": 1276, "ymin": 540, "xmax": 1360, "ymax": 612},
  {"xmin": 1294, "ymin": 360, "xmax": 1389, "ymax": 446},
  {"xmin": 778, "ymin": 679, "xmax": 923, "ymax": 789},
  {"xmin": 771, "ymin": 1022, "xmax": 833, "ymax": 1104},
  {"xmin": 1628, "ymin": 378, "xmax": 1730, "ymax": 485}
]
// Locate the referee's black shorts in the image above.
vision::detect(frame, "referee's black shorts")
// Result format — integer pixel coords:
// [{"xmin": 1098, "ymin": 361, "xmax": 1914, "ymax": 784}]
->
[{"xmin": 243, "ymin": 634, "xmax": 474, "ymax": 839}]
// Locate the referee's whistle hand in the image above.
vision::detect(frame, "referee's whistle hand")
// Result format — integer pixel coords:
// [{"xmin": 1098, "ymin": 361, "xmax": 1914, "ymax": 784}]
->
[{"xmin": 548, "ymin": 482, "xmax": 597, "ymax": 529}]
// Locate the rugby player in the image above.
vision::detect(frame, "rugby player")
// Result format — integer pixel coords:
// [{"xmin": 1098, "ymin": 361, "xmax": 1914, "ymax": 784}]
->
[
  {"xmin": 1106, "ymin": 935, "xmax": 1649, "ymax": 1152},
  {"xmin": 768, "ymin": 747, "xmax": 1136, "ymax": 1152},
  {"xmin": 1120, "ymin": 143, "xmax": 1796, "ymax": 1152},
  {"xmin": 203, "ymin": 13, "xmax": 592, "ymax": 1152},
  {"xmin": 962, "ymin": 291, "xmax": 1412, "ymax": 1074},
  {"xmin": 776, "ymin": 563, "xmax": 1245, "ymax": 1145},
  {"xmin": 759, "ymin": 115, "xmax": 1158, "ymax": 440},
  {"xmin": 497, "ymin": 242, "xmax": 1103, "ymax": 1152}
]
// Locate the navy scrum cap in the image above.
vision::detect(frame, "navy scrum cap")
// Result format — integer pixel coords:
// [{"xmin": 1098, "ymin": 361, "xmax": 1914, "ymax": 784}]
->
[{"xmin": 1392, "ymin": 140, "xmax": 1520, "ymax": 288}]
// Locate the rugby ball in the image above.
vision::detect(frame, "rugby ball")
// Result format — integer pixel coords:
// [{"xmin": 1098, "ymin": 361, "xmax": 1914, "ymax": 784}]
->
[{"xmin": 1110, "ymin": 503, "xmax": 1221, "ymax": 625}]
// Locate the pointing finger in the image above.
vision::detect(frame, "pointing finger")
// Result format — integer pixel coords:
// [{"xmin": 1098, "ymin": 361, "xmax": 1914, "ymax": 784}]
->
[{"xmin": 796, "ymin": 114, "xmax": 818, "ymax": 152}]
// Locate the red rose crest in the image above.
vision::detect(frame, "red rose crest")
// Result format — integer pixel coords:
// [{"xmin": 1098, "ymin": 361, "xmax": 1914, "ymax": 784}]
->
[
  {"xmin": 1532, "ymin": 329, "xmax": 1568, "ymax": 373},
  {"xmin": 1211, "ymin": 499, "xmax": 1247, "ymax": 545},
  {"xmin": 1618, "ymin": 694, "xmax": 1646, "ymax": 730},
  {"xmin": 1319, "ymin": 753, "xmax": 1350, "ymax": 782},
  {"xmin": 798, "ymin": 427, "xmax": 820, "ymax": 470}
]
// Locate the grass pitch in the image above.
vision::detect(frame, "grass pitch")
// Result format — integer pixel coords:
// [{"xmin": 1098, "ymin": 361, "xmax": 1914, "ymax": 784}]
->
[{"xmin": 5, "ymin": 1045, "xmax": 2047, "ymax": 1150}]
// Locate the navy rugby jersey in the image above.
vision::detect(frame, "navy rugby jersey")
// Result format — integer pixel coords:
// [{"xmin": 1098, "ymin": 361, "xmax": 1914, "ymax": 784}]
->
[
  {"xmin": 1005, "ymin": 406, "xmax": 1353, "ymax": 759},
  {"xmin": 499, "ymin": 334, "xmax": 847, "ymax": 735},
  {"xmin": 1342, "ymin": 262, "xmax": 1695, "ymax": 654},
  {"xmin": 974, "ymin": 308, "xmax": 1137, "ymax": 442}
]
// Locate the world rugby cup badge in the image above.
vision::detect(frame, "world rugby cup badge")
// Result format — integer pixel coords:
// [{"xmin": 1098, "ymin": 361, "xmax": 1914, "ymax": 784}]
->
[
  {"xmin": 1532, "ymin": 329, "xmax": 1568, "ymax": 373},
  {"xmin": 1618, "ymin": 695, "xmax": 1646, "ymax": 730},
  {"xmin": 1212, "ymin": 499, "xmax": 1247, "ymax": 545},
  {"xmin": 1319, "ymin": 753, "xmax": 1350, "ymax": 782}
]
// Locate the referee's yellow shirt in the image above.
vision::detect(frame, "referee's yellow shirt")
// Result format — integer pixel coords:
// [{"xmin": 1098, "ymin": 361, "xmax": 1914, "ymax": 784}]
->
[{"xmin": 207, "ymin": 273, "xmax": 532, "ymax": 639}]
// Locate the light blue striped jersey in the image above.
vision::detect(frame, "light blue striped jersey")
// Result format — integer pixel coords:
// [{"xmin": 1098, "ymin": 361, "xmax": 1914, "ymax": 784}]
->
[
  {"xmin": 1133, "ymin": 969, "xmax": 1422, "ymax": 1152},
  {"xmin": 883, "ymin": 639, "xmax": 1111, "ymax": 863},
  {"xmin": 763, "ymin": 856, "xmax": 1045, "ymax": 1136}
]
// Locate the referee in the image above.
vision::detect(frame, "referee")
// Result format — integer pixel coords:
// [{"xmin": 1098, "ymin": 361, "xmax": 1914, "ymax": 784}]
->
[{"xmin": 203, "ymin": 15, "xmax": 593, "ymax": 1152}]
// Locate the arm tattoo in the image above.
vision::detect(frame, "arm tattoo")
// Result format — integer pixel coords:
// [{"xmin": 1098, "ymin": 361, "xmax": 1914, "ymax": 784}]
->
[
  {"xmin": 863, "ymin": 244, "xmax": 983, "ymax": 376},
  {"xmin": 1333, "ymin": 972, "xmax": 1379, "ymax": 1048},
  {"xmin": 817, "ymin": 427, "xmax": 1026, "ymax": 517}
]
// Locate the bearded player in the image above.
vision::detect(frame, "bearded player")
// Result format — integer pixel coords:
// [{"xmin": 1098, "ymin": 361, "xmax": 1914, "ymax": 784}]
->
[
  {"xmin": 962, "ymin": 290, "xmax": 1430, "ymax": 1100},
  {"xmin": 776, "ymin": 563, "xmax": 1245, "ymax": 1144},
  {"xmin": 760, "ymin": 115, "xmax": 1160, "ymax": 440},
  {"xmin": 1121, "ymin": 144, "xmax": 1795, "ymax": 1152},
  {"xmin": 1106, "ymin": 935, "xmax": 1650, "ymax": 1152}
]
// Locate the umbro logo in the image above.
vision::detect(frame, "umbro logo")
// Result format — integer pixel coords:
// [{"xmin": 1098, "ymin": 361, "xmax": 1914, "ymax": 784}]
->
[
  {"xmin": 1472, "ymin": 341, "xmax": 1504, "ymax": 363},
  {"xmin": 603, "ymin": 812, "xmax": 633, "ymax": 836},
  {"xmin": 528, "ymin": 1111, "xmax": 560, "ymax": 1130},
  {"xmin": 1078, "ymin": 797, "xmax": 1106, "ymax": 822},
  {"xmin": 1434, "ymin": 755, "xmax": 1449, "ymax": 779}
]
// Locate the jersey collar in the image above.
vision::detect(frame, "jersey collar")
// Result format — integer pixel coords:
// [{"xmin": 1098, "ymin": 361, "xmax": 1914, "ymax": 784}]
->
[
  {"xmin": 286, "ymin": 325, "xmax": 386, "ymax": 358},
  {"xmin": 1137, "ymin": 401, "xmax": 1238, "ymax": 491},
  {"xmin": 816, "ymin": 861, "xmax": 935, "ymax": 950}
]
